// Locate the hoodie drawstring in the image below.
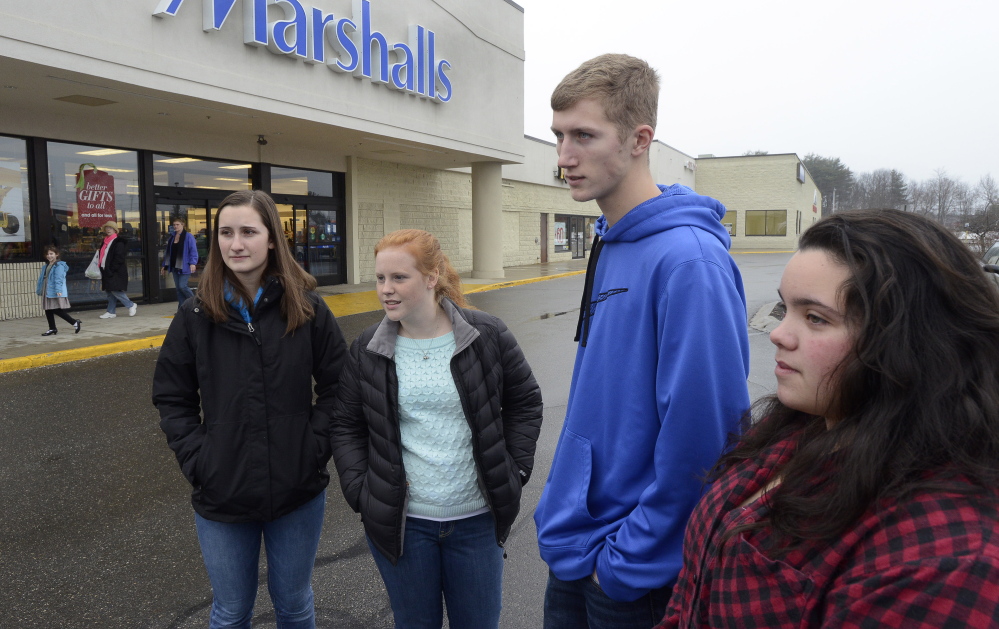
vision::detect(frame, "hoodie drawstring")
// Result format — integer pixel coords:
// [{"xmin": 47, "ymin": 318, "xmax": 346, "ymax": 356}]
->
[{"xmin": 574, "ymin": 234, "xmax": 603, "ymax": 347}]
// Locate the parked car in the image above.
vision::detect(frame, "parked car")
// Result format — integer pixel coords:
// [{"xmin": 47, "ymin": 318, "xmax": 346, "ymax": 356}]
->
[
  {"xmin": 983, "ymin": 241, "xmax": 999, "ymax": 267},
  {"xmin": 982, "ymin": 241, "xmax": 999, "ymax": 290}
]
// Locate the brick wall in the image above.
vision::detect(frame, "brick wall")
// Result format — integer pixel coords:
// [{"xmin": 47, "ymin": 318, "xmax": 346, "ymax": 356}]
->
[
  {"xmin": 501, "ymin": 178, "xmax": 599, "ymax": 264},
  {"xmin": 351, "ymin": 158, "xmax": 601, "ymax": 279},
  {"xmin": 0, "ymin": 262, "xmax": 44, "ymax": 321}
]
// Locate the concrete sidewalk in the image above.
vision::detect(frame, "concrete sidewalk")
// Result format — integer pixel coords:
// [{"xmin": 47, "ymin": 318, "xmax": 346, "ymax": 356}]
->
[{"xmin": 0, "ymin": 258, "xmax": 589, "ymax": 373}]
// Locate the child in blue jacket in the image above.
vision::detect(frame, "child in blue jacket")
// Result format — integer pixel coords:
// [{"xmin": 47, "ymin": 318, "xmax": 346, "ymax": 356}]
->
[{"xmin": 36, "ymin": 245, "xmax": 81, "ymax": 336}]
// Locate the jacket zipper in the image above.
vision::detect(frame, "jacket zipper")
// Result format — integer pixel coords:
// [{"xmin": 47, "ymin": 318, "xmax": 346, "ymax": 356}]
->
[{"xmin": 450, "ymin": 355, "xmax": 502, "ymax": 548}]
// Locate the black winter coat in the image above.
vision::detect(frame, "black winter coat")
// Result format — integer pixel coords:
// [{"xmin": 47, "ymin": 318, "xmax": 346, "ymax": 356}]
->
[
  {"xmin": 331, "ymin": 299, "xmax": 543, "ymax": 564},
  {"xmin": 100, "ymin": 236, "xmax": 129, "ymax": 292},
  {"xmin": 152, "ymin": 277, "xmax": 348, "ymax": 522}
]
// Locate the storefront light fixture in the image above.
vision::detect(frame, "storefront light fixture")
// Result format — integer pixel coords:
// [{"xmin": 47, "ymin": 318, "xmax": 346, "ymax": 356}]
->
[
  {"xmin": 77, "ymin": 149, "xmax": 130, "ymax": 156},
  {"xmin": 157, "ymin": 157, "xmax": 202, "ymax": 164},
  {"xmin": 218, "ymin": 164, "xmax": 252, "ymax": 170}
]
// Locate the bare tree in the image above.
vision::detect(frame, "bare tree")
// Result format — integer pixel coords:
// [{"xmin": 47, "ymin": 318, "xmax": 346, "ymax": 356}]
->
[
  {"xmin": 954, "ymin": 182, "xmax": 977, "ymax": 225},
  {"xmin": 930, "ymin": 168, "xmax": 958, "ymax": 225},
  {"xmin": 967, "ymin": 175, "xmax": 999, "ymax": 254},
  {"xmin": 906, "ymin": 179, "xmax": 933, "ymax": 216}
]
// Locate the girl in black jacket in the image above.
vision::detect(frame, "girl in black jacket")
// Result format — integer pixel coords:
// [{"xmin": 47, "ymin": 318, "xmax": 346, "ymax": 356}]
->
[
  {"xmin": 331, "ymin": 229, "xmax": 543, "ymax": 629},
  {"xmin": 153, "ymin": 190, "xmax": 347, "ymax": 628}
]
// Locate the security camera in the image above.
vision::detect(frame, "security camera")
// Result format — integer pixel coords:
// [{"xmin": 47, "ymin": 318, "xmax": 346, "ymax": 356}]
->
[{"xmin": 257, "ymin": 135, "xmax": 268, "ymax": 146}]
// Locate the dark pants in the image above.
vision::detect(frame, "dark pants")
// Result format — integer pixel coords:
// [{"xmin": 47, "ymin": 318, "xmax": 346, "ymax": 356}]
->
[
  {"xmin": 45, "ymin": 308, "xmax": 76, "ymax": 330},
  {"xmin": 368, "ymin": 512, "xmax": 504, "ymax": 629},
  {"xmin": 543, "ymin": 569, "xmax": 673, "ymax": 629}
]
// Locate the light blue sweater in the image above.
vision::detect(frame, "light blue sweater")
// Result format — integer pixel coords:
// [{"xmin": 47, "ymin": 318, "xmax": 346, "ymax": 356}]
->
[{"xmin": 396, "ymin": 332, "xmax": 486, "ymax": 519}]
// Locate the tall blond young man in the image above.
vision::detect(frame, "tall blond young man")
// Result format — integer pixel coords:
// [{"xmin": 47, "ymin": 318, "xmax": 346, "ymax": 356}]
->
[{"xmin": 534, "ymin": 54, "xmax": 751, "ymax": 628}]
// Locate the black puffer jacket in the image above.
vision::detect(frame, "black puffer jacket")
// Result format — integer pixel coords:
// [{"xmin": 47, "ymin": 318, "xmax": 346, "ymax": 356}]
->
[
  {"xmin": 153, "ymin": 277, "xmax": 347, "ymax": 522},
  {"xmin": 331, "ymin": 299, "xmax": 543, "ymax": 564},
  {"xmin": 100, "ymin": 236, "xmax": 129, "ymax": 292}
]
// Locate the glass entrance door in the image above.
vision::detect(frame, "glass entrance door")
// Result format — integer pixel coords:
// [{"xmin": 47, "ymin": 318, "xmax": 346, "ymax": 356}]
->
[
  {"xmin": 305, "ymin": 207, "xmax": 341, "ymax": 284},
  {"xmin": 570, "ymin": 216, "xmax": 585, "ymax": 259},
  {"xmin": 276, "ymin": 203, "xmax": 344, "ymax": 284},
  {"xmin": 155, "ymin": 201, "xmax": 214, "ymax": 301}
]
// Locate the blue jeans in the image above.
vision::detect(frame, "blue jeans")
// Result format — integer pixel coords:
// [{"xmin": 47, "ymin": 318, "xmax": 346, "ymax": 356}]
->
[
  {"xmin": 105, "ymin": 290, "xmax": 134, "ymax": 314},
  {"xmin": 172, "ymin": 268, "xmax": 195, "ymax": 301},
  {"xmin": 368, "ymin": 512, "xmax": 504, "ymax": 629},
  {"xmin": 543, "ymin": 569, "xmax": 673, "ymax": 629},
  {"xmin": 194, "ymin": 490, "xmax": 326, "ymax": 629}
]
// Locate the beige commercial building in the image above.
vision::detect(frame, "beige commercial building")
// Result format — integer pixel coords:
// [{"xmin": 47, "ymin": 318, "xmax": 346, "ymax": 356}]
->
[
  {"xmin": 0, "ymin": 0, "xmax": 812, "ymax": 321},
  {"xmin": 694, "ymin": 154, "xmax": 822, "ymax": 249}
]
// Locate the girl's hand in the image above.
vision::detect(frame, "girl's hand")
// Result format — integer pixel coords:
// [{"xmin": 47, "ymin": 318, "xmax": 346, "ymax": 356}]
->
[{"xmin": 57, "ymin": 292, "xmax": 62, "ymax": 297}]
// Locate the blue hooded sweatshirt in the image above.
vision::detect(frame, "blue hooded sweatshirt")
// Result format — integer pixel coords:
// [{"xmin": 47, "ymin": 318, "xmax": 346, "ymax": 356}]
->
[{"xmin": 534, "ymin": 184, "xmax": 751, "ymax": 602}]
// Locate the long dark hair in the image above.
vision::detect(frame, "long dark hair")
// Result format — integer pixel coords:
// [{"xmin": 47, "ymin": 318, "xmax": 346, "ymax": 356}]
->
[
  {"xmin": 720, "ymin": 209, "xmax": 999, "ymax": 551},
  {"xmin": 198, "ymin": 190, "xmax": 317, "ymax": 333}
]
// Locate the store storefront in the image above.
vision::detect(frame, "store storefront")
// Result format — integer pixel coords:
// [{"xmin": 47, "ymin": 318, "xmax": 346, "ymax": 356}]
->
[
  {"xmin": 0, "ymin": 0, "xmax": 529, "ymax": 320},
  {"xmin": 0, "ymin": 134, "xmax": 345, "ymax": 310}
]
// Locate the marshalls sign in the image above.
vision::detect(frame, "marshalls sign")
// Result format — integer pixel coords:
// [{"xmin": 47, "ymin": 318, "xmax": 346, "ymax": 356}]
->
[{"xmin": 153, "ymin": 0, "xmax": 454, "ymax": 103}]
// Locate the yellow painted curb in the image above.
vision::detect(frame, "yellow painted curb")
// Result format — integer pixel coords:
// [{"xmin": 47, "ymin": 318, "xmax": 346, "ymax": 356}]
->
[
  {"xmin": 0, "ymin": 335, "xmax": 167, "ymax": 374},
  {"xmin": 1, "ymin": 270, "xmax": 586, "ymax": 373},
  {"xmin": 322, "ymin": 269, "xmax": 586, "ymax": 314},
  {"xmin": 323, "ymin": 292, "xmax": 382, "ymax": 317},
  {"xmin": 462, "ymin": 270, "xmax": 586, "ymax": 294}
]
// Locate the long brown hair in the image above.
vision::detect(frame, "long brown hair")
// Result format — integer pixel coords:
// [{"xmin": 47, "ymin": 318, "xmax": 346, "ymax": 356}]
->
[
  {"xmin": 198, "ymin": 190, "xmax": 317, "ymax": 333},
  {"xmin": 719, "ymin": 209, "xmax": 999, "ymax": 554},
  {"xmin": 374, "ymin": 229, "xmax": 468, "ymax": 308}
]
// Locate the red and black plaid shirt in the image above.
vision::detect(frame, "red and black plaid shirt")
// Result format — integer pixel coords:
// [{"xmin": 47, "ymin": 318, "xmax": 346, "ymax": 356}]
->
[{"xmin": 657, "ymin": 433, "xmax": 999, "ymax": 628}]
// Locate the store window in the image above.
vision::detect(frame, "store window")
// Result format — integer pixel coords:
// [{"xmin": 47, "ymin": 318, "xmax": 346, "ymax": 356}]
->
[
  {"xmin": 554, "ymin": 214, "xmax": 590, "ymax": 259},
  {"xmin": 153, "ymin": 155, "xmax": 252, "ymax": 190},
  {"xmin": 0, "ymin": 135, "xmax": 31, "ymax": 261},
  {"xmin": 721, "ymin": 210, "xmax": 737, "ymax": 236},
  {"xmin": 584, "ymin": 217, "xmax": 596, "ymax": 252},
  {"xmin": 47, "ymin": 142, "xmax": 142, "ymax": 305},
  {"xmin": 271, "ymin": 167, "xmax": 334, "ymax": 196},
  {"xmin": 745, "ymin": 210, "xmax": 787, "ymax": 236},
  {"xmin": 553, "ymin": 215, "xmax": 569, "ymax": 252}
]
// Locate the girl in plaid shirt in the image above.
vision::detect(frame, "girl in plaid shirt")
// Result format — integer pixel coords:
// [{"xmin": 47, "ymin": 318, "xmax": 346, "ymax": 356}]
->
[{"xmin": 659, "ymin": 209, "xmax": 999, "ymax": 628}]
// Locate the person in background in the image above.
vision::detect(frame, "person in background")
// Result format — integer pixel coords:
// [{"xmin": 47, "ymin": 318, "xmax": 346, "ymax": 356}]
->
[
  {"xmin": 534, "ymin": 53, "xmax": 751, "ymax": 628},
  {"xmin": 659, "ymin": 209, "xmax": 999, "ymax": 628},
  {"xmin": 161, "ymin": 215, "xmax": 199, "ymax": 305},
  {"xmin": 331, "ymin": 229, "xmax": 543, "ymax": 629},
  {"xmin": 35, "ymin": 245, "xmax": 81, "ymax": 336},
  {"xmin": 153, "ymin": 190, "xmax": 347, "ymax": 628},
  {"xmin": 97, "ymin": 220, "xmax": 137, "ymax": 318}
]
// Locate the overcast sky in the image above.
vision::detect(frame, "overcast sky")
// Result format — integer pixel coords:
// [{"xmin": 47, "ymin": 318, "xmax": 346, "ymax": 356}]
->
[{"xmin": 516, "ymin": 0, "xmax": 998, "ymax": 186}]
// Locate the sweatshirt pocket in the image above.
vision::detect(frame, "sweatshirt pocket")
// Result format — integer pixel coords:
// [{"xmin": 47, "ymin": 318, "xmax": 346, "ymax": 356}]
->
[{"xmin": 536, "ymin": 429, "xmax": 606, "ymax": 548}]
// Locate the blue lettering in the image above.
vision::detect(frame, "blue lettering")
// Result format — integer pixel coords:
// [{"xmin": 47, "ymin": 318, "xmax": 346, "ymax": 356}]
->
[
  {"xmin": 152, "ymin": 0, "xmax": 185, "ymax": 18},
  {"xmin": 205, "ymin": 0, "xmax": 239, "ymax": 31},
  {"xmin": 333, "ymin": 18, "xmax": 359, "ymax": 73},
  {"xmin": 309, "ymin": 8, "xmax": 337, "ymax": 65},
  {"xmin": 358, "ymin": 0, "xmax": 389, "ymax": 84},
  {"xmin": 243, "ymin": 0, "xmax": 268, "ymax": 46},
  {"xmin": 269, "ymin": 0, "xmax": 307, "ymax": 58},
  {"xmin": 427, "ymin": 29, "xmax": 436, "ymax": 99},
  {"xmin": 390, "ymin": 43, "xmax": 414, "ymax": 91},
  {"xmin": 436, "ymin": 59, "xmax": 452, "ymax": 103},
  {"xmin": 411, "ymin": 24, "xmax": 426, "ymax": 96},
  {"xmin": 152, "ymin": 0, "xmax": 452, "ymax": 103}
]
